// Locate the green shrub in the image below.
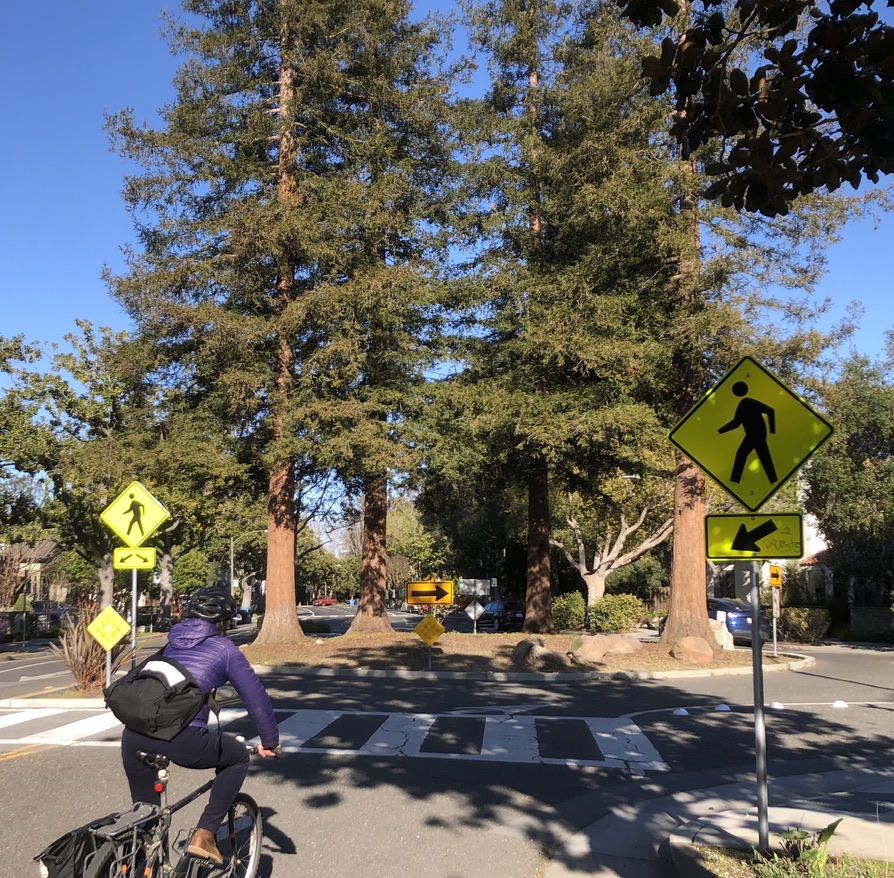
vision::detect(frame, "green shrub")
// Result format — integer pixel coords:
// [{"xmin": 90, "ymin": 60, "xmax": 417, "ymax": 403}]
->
[
  {"xmin": 552, "ymin": 592, "xmax": 586, "ymax": 630},
  {"xmin": 777, "ymin": 607, "xmax": 830, "ymax": 643},
  {"xmin": 588, "ymin": 593, "xmax": 644, "ymax": 633}
]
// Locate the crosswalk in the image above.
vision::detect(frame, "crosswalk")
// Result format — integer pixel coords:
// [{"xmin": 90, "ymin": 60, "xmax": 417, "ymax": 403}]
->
[{"xmin": 0, "ymin": 706, "xmax": 670, "ymax": 774}]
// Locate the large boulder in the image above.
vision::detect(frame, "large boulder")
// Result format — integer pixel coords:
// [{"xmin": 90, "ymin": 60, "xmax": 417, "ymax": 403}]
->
[
  {"xmin": 512, "ymin": 637, "xmax": 573, "ymax": 671},
  {"xmin": 573, "ymin": 633, "xmax": 644, "ymax": 663},
  {"xmin": 669, "ymin": 636, "xmax": 715, "ymax": 664}
]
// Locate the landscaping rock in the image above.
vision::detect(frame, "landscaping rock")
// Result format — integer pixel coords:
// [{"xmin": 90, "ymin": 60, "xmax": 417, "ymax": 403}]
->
[
  {"xmin": 512, "ymin": 637, "xmax": 573, "ymax": 670},
  {"xmin": 669, "ymin": 636, "xmax": 715, "ymax": 664},
  {"xmin": 573, "ymin": 633, "xmax": 644, "ymax": 663}
]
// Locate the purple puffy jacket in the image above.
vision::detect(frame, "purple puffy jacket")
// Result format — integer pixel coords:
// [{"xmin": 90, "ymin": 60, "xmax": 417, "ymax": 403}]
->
[{"xmin": 163, "ymin": 618, "xmax": 279, "ymax": 750}]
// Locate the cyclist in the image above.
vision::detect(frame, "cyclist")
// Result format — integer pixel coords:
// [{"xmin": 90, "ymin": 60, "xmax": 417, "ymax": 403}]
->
[{"xmin": 119, "ymin": 586, "xmax": 279, "ymax": 867}]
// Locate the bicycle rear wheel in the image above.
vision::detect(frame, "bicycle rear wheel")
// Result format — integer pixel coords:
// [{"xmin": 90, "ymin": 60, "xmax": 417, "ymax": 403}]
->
[
  {"xmin": 84, "ymin": 839, "xmax": 150, "ymax": 878},
  {"xmin": 215, "ymin": 793, "xmax": 262, "ymax": 878}
]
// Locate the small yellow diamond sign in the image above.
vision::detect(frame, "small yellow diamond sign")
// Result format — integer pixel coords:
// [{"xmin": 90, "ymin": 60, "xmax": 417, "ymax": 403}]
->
[
  {"xmin": 113, "ymin": 547, "xmax": 157, "ymax": 570},
  {"xmin": 101, "ymin": 481, "xmax": 170, "ymax": 548},
  {"xmin": 87, "ymin": 606, "xmax": 132, "ymax": 651},
  {"xmin": 414, "ymin": 614, "xmax": 445, "ymax": 646}
]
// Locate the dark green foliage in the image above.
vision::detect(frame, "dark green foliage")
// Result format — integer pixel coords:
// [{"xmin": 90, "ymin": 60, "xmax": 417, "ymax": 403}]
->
[
  {"xmin": 802, "ymin": 353, "xmax": 894, "ymax": 608},
  {"xmin": 587, "ymin": 593, "xmax": 645, "ymax": 632},
  {"xmin": 618, "ymin": 0, "xmax": 894, "ymax": 215},
  {"xmin": 551, "ymin": 591, "xmax": 587, "ymax": 630}
]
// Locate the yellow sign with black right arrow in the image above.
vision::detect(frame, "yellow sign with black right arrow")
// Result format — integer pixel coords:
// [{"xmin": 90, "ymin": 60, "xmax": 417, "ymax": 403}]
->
[
  {"xmin": 406, "ymin": 580, "xmax": 454, "ymax": 606},
  {"xmin": 705, "ymin": 513, "xmax": 803, "ymax": 561}
]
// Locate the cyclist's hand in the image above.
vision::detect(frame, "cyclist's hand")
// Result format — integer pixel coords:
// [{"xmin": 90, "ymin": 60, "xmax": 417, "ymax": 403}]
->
[{"xmin": 257, "ymin": 745, "xmax": 280, "ymax": 758}]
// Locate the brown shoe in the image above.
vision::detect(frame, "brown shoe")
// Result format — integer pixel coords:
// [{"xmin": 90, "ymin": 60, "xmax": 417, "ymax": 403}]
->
[{"xmin": 187, "ymin": 828, "xmax": 224, "ymax": 866}]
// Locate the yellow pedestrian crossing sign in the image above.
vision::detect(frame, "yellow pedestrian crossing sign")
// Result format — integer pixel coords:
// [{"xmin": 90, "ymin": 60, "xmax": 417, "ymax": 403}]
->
[
  {"xmin": 669, "ymin": 357, "xmax": 833, "ymax": 512},
  {"xmin": 87, "ymin": 606, "xmax": 131, "ymax": 651},
  {"xmin": 101, "ymin": 481, "xmax": 170, "ymax": 548}
]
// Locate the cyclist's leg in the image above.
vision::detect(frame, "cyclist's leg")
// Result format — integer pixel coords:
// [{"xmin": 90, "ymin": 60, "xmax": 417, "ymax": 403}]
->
[{"xmin": 214, "ymin": 793, "xmax": 262, "ymax": 878}]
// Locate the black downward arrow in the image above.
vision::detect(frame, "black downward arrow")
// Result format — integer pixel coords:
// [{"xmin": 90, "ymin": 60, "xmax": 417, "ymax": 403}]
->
[
  {"xmin": 410, "ymin": 583, "xmax": 449, "ymax": 601},
  {"xmin": 731, "ymin": 520, "xmax": 778, "ymax": 553}
]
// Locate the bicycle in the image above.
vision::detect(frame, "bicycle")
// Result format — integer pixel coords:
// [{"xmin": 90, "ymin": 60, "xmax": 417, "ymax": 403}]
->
[{"xmin": 80, "ymin": 745, "xmax": 262, "ymax": 878}]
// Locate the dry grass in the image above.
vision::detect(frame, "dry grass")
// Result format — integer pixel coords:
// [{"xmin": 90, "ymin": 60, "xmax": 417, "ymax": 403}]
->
[{"xmin": 240, "ymin": 631, "xmax": 791, "ymax": 675}]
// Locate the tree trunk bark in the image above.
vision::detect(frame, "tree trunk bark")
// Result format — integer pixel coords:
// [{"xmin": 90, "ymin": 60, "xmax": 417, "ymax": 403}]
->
[
  {"xmin": 255, "ymin": 454, "xmax": 303, "ymax": 644},
  {"xmin": 662, "ymin": 453, "xmax": 717, "ymax": 647},
  {"xmin": 583, "ymin": 571, "xmax": 607, "ymax": 607},
  {"xmin": 254, "ymin": 17, "xmax": 304, "ymax": 646},
  {"xmin": 523, "ymin": 459, "xmax": 555, "ymax": 633},
  {"xmin": 157, "ymin": 551, "xmax": 173, "ymax": 625},
  {"xmin": 97, "ymin": 554, "xmax": 114, "ymax": 609},
  {"xmin": 348, "ymin": 473, "xmax": 394, "ymax": 633}
]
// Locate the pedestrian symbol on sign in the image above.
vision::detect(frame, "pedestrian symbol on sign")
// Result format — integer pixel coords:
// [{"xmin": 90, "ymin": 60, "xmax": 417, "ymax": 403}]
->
[{"xmin": 717, "ymin": 381, "xmax": 777, "ymax": 484}]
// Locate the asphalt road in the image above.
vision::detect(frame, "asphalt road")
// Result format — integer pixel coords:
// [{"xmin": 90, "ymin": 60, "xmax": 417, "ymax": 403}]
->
[{"xmin": 2, "ymin": 638, "xmax": 892, "ymax": 878}]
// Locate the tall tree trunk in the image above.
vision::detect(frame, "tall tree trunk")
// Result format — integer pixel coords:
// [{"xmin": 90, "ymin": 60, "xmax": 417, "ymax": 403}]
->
[
  {"xmin": 348, "ymin": 473, "xmax": 394, "ymax": 633},
  {"xmin": 254, "ymin": 13, "xmax": 303, "ymax": 645},
  {"xmin": 663, "ymin": 453, "xmax": 717, "ymax": 645},
  {"xmin": 663, "ymin": 152, "xmax": 716, "ymax": 647},
  {"xmin": 524, "ymin": 459, "xmax": 555, "ymax": 633}
]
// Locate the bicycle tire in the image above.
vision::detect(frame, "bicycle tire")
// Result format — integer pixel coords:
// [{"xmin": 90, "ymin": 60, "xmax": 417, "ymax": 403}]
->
[
  {"xmin": 83, "ymin": 839, "xmax": 150, "ymax": 878},
  {"xmin": 215, "ymin": 792, "xmax": 262, "ymax": 878}
]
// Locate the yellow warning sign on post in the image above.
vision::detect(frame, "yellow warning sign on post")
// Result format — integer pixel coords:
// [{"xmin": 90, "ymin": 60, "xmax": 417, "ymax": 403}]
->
[
  {"xmin": 669, "ymin": 357, "xmax": 833, "ymax": 512},
  {"xmin": 101, "ymin": 481, "xmax": 170, "ymax": 548},
  {"xmin": 87, "ymin": 606, "xmax": 132, "ymax": 651},
  {"xmin": 414, "ymin": 614, "xmax": 445, "ymax": 646}
]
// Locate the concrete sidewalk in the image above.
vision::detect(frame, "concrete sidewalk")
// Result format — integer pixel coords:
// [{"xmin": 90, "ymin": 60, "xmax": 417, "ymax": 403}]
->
[{"xmin": 542, "ymin": 768, "xmax": 894, "ymax": 878}]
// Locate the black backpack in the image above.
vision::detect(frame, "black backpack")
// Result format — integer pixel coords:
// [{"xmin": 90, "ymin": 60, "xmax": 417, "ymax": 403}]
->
[{"xmin": 104, "ymin": 650, "xmax": 214, "ymax": 741}]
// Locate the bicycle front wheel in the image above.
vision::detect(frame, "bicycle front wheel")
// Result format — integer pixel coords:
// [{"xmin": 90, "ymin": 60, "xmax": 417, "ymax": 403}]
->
[{"xmin": 215, "ymin": 792, "xmax": 262, "ymax": 878}]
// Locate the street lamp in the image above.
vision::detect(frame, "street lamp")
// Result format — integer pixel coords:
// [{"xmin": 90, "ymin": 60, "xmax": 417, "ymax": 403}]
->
[{"xmin": 229, "ymin": 530, "xmax": 266, "ymax": 597}]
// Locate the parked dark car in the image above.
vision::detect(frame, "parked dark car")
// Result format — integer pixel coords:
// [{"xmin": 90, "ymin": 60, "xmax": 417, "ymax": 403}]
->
[
  {"xmin": 477, "ymin": 600, "xmax": 525, "ymax": 632},
  {"xmin": 658, "ymin": 597, "xmax": 770, "ymax": 644},
  {"xmin": 708, "ymin": 597, "xmax": 770, "ymax": 644}
]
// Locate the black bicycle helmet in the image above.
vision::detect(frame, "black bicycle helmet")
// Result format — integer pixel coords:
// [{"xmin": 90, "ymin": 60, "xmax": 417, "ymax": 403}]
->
[{"xmin": 186, "ymin": 586, "xmax": 239, "ymax": 623}]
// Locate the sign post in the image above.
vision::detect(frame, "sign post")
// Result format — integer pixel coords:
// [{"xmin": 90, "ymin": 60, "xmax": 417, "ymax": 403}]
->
[
  {"xmin": 669, "ymin": 356, "xmax": 833, "ymax": 853},
  {"xmin": 101, "ymin": 481, "xmax": 170, "ymax": 666}
]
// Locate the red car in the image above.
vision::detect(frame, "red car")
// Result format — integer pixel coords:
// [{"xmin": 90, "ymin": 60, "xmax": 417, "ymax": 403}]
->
[{"xmin": 312, "ymin": 596, "xmax": 338, "ymax": 606}]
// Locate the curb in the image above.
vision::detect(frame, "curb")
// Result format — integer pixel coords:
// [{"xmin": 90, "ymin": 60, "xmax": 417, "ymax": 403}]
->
[{"xmin": 0, "ymin": 652, "xmax": 814, "ymax": 709}]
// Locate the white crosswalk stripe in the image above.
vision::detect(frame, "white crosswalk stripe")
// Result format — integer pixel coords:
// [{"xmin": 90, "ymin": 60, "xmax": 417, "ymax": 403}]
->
[{"xmin": 0, "ymin": 707, "xmax": 670, "ymax": 773}]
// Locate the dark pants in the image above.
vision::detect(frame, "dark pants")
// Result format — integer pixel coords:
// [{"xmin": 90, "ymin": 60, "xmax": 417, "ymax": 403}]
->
[{"xmin": 121, "ymin": 726, "xmax": 249, "ymax": 832}]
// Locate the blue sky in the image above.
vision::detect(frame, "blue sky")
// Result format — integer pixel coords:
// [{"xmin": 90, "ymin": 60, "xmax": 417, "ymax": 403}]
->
[{"xmin": 2, "ymin": 2, "xmax": 891, "ymax": 362}]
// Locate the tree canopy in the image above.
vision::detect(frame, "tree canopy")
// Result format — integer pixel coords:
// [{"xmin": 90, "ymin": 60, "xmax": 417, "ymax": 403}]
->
[{"xmin": 618, "ymin": 0, "xmax": 894, "ymax": 215}]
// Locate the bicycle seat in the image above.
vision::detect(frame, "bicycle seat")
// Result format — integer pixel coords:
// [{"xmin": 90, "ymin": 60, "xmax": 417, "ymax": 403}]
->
[{"xmin": 137, "ymin": 750, "xmax": 170, "ymax": 770}]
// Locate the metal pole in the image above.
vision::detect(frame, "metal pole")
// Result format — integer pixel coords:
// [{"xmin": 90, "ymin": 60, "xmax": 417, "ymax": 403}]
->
[
  {"xmin": 750, "ymin": 561, "xmax": 769, "ymax": 851},
  {"xmin": 230, "ymin": 537, "xmax": 235, "ymax": 595},
  {"xmin": 131, "ymin": 568, "xmax": 138, "ymax": 669},
  {"xmin": 106, "ymin": 649, "xmax": 112, "ymax": 688}
]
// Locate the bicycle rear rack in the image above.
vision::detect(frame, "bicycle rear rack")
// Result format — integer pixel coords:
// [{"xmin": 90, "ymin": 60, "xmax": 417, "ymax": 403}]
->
[{"xmin": 93, "ymin": 802, "xmax": 159, "ymax": 839}]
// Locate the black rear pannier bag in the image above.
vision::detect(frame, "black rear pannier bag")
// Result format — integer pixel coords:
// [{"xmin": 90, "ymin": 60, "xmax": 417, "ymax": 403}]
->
[{"xmin": 34, "ymin": 814, "xmax": 117, "ymax": 878}]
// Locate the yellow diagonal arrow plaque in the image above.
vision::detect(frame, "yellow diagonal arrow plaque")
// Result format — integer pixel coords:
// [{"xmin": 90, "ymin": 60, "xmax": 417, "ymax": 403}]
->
[{"xmin": 705, "ymin": 513, "xmax": 803, "ymax": 561}]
